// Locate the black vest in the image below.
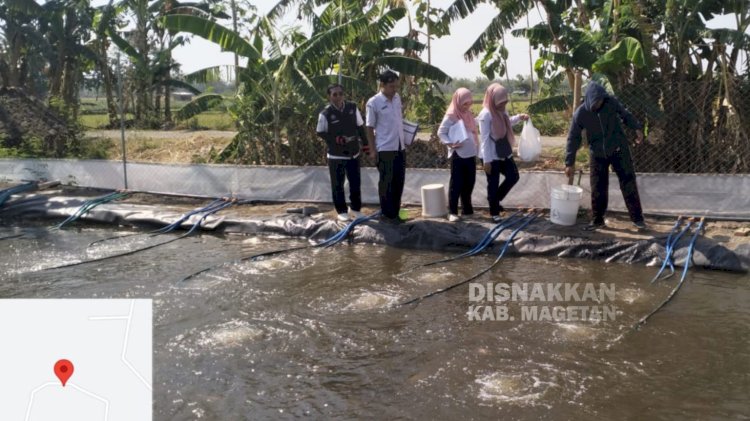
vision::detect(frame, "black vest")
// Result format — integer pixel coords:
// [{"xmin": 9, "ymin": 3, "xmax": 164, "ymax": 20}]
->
[{"xmin": 322, "ymin": 102, "xmax": 361, "ymax": 157}]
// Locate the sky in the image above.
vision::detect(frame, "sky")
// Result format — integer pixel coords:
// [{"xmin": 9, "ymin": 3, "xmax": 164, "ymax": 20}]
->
[
  {"xmin": 171, "ymin": 0, "xmax": 543, "ymax": 79},
  {"xmin": 89, "ymin": 0, "xmax": 746, "ymax": 80}
]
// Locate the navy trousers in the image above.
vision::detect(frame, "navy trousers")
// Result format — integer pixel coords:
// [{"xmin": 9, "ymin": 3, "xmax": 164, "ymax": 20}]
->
[
  {"xmin": 485, "ymin": 158, "xmax": 519, "ymax": 216},
  {"xmin": 449, "ymin": 154, "xmax": 476, "ymax": 215},
  {"xmin": 589, "ymin": 147, "xmax": 644, "ymax": 223}
]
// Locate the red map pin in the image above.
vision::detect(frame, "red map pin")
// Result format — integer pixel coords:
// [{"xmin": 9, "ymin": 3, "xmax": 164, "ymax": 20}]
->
[{"xmin": 54, "ymin": 359, "xmax": 74, "ymax": 387}]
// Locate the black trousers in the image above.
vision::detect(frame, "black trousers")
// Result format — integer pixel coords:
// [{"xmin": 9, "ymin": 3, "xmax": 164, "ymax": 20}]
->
[
  {"xmin": 486, "ymin": 158, "xmax": 519, "ymax": 216},
  {"xmin": 377, "ymin": 150, "xmax": 406, "ymax": 219},
  {"xmin": 590, "ymin": 147, "xmax": 644, "ymax": 223},
  {"xmin": 449, "ymin": 154, "xmax": 476, "ymax": 215},
  {"xmin": 328, "ymin": 157, "xmax": 361, "ymax": 214}
]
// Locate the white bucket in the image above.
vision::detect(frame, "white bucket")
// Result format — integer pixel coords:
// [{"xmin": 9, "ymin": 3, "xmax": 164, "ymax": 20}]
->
[
  {"xmin": 421, "ymin": 184, "xmax": 448, "ymax": 217},
  {"xmin": 550, "ymin": 185, "xmax": 584, "ymax": 226}
]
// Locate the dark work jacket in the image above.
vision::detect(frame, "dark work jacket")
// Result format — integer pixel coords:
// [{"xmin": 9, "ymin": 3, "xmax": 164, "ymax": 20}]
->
[
  {"xmin": 317, "ymin": 101, "xmax": 367, "ymax": 158},
  {"xmin": 565, "ymin": 83, "xmax": 643, "ymax": 167}
]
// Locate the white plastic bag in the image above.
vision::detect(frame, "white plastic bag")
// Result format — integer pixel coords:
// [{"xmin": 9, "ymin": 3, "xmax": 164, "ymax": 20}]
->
[{"xmin": 518, "ymin": 119, "xmax": 542, "ymax": 162}]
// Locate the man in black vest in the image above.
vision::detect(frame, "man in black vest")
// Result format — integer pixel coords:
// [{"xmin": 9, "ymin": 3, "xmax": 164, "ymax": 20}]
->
[{"xmin": 316, "ymin": 84, "xmax": 370, "ymax": 221}]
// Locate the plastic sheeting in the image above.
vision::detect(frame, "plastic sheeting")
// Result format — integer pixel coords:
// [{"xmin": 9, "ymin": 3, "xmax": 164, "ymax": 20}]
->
[
  {"xmin": 1, "ymin": 159, "xmax": 750, "ymax": 219},
  {"xmin": 1, "ymin": 194, "xmax": 746, "ymax": 273}
]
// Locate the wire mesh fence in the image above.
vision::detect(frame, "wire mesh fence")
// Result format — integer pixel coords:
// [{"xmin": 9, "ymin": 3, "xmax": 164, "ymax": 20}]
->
[
  {"xmin": 163, "ymin": 80, "xmax": 747, "ymax": 174},
  {"xmin": 622, "ymin": 79, "xmax": 750, "ymax": 174}
]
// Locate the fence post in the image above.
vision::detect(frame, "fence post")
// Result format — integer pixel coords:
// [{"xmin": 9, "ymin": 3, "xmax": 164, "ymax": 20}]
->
[{"xmin": 116, "ymin": 52, "xmax": 129, "ymax": 190}]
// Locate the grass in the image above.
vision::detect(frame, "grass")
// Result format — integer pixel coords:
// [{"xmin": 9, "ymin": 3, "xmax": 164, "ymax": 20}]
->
[
  {"xmin": 79, "ymin": 114, "xmax": 114, "ymax": 129},
  {"xmin": 79, "ymin": 97, "xmax": 193, "ymax": 114},
  {"xmin": 79, "ymin": 111, "xmax": 236, "ymax": 131},
  {"xmin": 79, "ymin": 97, "xmax": 235, "ymax": 130},
  {"xmin": 175, "ymin": 112, "xmax": 236, "ymax": 131}
]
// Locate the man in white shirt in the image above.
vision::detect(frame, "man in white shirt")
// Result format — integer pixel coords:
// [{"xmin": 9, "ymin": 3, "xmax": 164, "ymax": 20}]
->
[
  {"xmin": 365, "ymin": 70, "xmax": 406, "ymax": 222},
  {"xmin": 316, "ymin": 84, "xmax": 369, "ymax": 222}
]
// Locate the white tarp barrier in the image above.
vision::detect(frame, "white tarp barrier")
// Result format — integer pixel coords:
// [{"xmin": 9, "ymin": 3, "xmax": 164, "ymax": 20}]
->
[{"xmin": 1, "ymin": 159, "xmax": 749, "ymax": 219}]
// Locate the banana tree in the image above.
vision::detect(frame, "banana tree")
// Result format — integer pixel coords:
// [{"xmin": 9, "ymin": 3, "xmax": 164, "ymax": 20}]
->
[
  {"xmin": 0, "ymin": 0, "xmax": 47, "ymax": 90},
  {"xmin": 104, "ymin": 0, "xmax": 225, "ymax": 127},
  {"xmin": 443, "ymin": 0, "xmax": 649, "ymax": 114},
  {"xmin": 91, "ymin": 0, "xmax": 122, "ymax": 126},
  {"xmin": 164, "ymin": 1, "xmax": 450, "ymax": 165}
]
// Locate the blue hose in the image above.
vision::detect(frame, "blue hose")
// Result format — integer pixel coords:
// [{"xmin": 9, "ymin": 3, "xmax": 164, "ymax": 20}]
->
[
  {"xmin": 152, "ymin": 198, "xmax": 226, "ymax": 234},
  {"xmin": 0, "ymin": 182, "xmax": 36, "ymax": 207},
  {"xmin": 88, "ymin": 197, "xmax": 230, "ymax": 247},
  {"xmin": 465, "ymin": 211, "xmax": 525, "ymax": 257},
  {"xmin": 43, "ymin": 198, "xmax": 240, "ymax": 271},
  {"xmin": 401, "ymin": 211, "xmax": 525, "ymax": 274},
  {"xmin": 178, "ymin": 211, "xmax": 381, "ymax": 282},
  {"xmin": 493, "ymin": 212, "xmax": 540, "ymax": 263},
  {"xmin": 398, "ymin": 210, "xmax": 541, "ymax": 307},
  {"xmin": 319, "ymin": 211, "xmax": 382, "ymax": 247},
  {"xmin": 653, "ymin": 217, "xmax": 684, "ymax": 281},
  {"xmin": 651, "ymin": 219, "xmax": 693, "ymax": 283},
  {"xmin": 54, "ymin": 191, "xmax": 129, "ymax": 230},
  {"xmin": 635, "ymin": 218, "xmax": 705, "ymax": 329}
]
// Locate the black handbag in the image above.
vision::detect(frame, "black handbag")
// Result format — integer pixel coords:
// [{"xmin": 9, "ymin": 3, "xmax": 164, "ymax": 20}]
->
[{"xmin": 492, "ymin": 134, "xmax": 512, "ymax": 159}]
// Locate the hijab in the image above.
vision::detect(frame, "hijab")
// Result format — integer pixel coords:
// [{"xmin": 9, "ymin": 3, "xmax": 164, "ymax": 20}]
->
[
  {"xmin": 445, "ymin": 87, "xmax": 478, "ymax": 142},
  {"xmin": 482, "ymin": 83, "xmax": 515, "ymax": 146}
]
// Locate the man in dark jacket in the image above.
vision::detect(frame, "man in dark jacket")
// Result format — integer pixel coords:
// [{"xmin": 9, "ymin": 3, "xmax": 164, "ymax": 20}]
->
[
  {"xmin": 564, "ymin": 82, "xmax": 646, "ymax": 230},
  {"xmin": 316, "ymin": 84, "xmax": 369, "ymax": 222}
]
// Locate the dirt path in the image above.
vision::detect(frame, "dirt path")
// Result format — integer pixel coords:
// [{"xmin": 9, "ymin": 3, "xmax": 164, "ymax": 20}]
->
[
  {"xmin": 85, "ymin": 129, "xmax": 237, "ymax": 141},
  {"xmin": 87, "ymin": 130, "xmax": 565, "ymax": 148},
  {"xmin": 84, "ymin": 130, "xmax": 236, "ymax": 163}
]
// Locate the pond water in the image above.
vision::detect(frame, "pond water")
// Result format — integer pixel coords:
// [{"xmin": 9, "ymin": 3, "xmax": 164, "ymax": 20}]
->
[{"xmin": 1, "ymin": 222, "xmax": 748, "ymax": 419}]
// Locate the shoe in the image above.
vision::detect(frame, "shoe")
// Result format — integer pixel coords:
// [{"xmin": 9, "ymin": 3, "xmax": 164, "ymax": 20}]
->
[
  {"xmin": 491, "ymin": 215, "xmax": 503, "ymax": 223},
  {"xmin": 337, "ymin": 213, "xmax": 351, "ymax": 222},
  {"xmin": 633, "ymin": 220, "xmax": 647, "ymax": 230},
  {"xmin": 582, "ymin": 220, "xmax": 606, "ymax": 231},
  {"xmin": 350, "ymin": 209, "xmax": 365, "ymax": 219},
  {"xmin": 379, "ymin": 215, "xmax": 403, "ymax": 225},
  {"xmin": 448, "ymin": 214, "xmax": 460, "ymax": 222}
]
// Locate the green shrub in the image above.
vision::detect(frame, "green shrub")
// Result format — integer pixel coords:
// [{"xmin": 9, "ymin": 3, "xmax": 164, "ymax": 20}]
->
[
  {"xmin": 532, "ymin": 113, "xmax": 568, "ymax": 136},
  {"xmin": 69, "ymin": 137, "xmax": 114, "ymax": 159}
]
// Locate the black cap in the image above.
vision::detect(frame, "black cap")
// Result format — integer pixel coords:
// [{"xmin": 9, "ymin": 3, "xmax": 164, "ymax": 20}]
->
[{"xmin": 378, "ymin": 70, "xmax": 399, "ymax": 84}]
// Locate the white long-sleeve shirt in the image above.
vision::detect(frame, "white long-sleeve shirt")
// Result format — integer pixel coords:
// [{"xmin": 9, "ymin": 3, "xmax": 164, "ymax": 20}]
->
[
  {"xmin": 477, "ymin": 108, "xmax": 523, "ymax": 162},
  {"xmin": 437, "ymin": 116, "xmax": 479, "ymax": 159}
]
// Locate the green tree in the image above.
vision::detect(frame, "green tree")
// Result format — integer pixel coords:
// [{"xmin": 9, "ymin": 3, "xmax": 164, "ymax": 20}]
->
[{"xmin": 164, "ymin": 0, "xmax": 450, "ymax": 165}]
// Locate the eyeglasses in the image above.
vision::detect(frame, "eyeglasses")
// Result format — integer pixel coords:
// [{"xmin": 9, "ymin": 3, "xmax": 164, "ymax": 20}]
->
[{"xmin": 330, "ymin": 91, "xmax": 344, "ymax": 97}]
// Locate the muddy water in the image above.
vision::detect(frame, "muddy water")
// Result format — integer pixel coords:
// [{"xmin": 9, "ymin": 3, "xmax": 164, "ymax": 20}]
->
[{"xmin": 1, "ymin": 223, "xmax": 748, "ymax": 419}]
